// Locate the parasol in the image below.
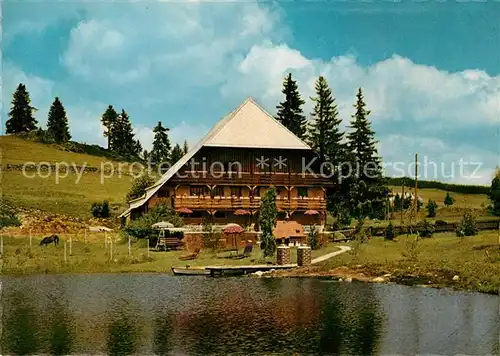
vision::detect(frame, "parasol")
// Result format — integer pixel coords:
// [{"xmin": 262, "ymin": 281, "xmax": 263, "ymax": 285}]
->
[
  {"xmin": 176, "ymin": 207, "xmax": 193, "ymax": 214},
  {"xmin": 304, "ymin": 209, "xmax": 319, "ymax": 215}
]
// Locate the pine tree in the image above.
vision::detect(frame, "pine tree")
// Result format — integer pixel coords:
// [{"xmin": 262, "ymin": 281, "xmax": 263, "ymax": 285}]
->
[
  {"xmin": 346, "ymin": 88, "xmax": 388, "ymax": 219},
  {"xmin": 489, "ymin": 169, "xmax": 500, "ymax": 217},
  {"xmin": 183, "ymin": 140, "xmax": 189, "ymax": 154},
  {"xmin": 170, "ymin": 144, "xmax": 184, "ymax": 165},
  {"xmin": 101, "ymin": 105, "xmax": 119, "ymax": 150},
  {"xmin": 6, "ymin": 83, "xmax": 38, "ymax": 134},
  {"xmin": 259, "ymin": 188, "xmax": 277, "ymax": 257},
  {"xmin": 112, "ymin": 110, "xmax": 137, "ymax": 159},
  {"xmin": 426, "ymin": 199, "xmax": 438, "ymax": 218},
  {"xmin": 276, "ymin": 73, "xmax": 307, "ymax": 140},
  {"xmin": 150, "ymin": 121, "xmax": 171, "ymax": 165},
  {"xmin": 393, "ymin": 193, "xmax": 401, "ymax": 212},
  {"xmin": 308, "ymin": 76, "xmax": 344, "ymax": 164},
  {"xmin": 444, "ymin": 192, "xmax": 454, "ymax": 207},
  {"xmin": 46, "ymin": 97, "xmax": 71, "ymax": 143}
]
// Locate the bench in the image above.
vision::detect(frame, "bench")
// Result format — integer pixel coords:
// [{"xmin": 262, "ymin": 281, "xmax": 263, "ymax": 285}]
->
[{"xmin": 157, "ymin": 237, "xmax": 184, "ymax": 251}]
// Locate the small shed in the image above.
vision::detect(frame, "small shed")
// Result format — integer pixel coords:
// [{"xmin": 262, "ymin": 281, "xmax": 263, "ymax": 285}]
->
[{"xmin": 273, "ymin": 221, "xmax": 306, "ymax": 246}]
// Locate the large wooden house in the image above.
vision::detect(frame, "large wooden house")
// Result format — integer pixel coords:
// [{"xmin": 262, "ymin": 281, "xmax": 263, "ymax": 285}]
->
[{"xmin": 120, "ymin": 98, "xmax": 333, "ymax": 228}]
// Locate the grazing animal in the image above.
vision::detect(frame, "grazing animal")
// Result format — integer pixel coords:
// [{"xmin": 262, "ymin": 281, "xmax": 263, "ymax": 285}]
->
[{"xmin": 40, "ymin": 234, "xmax": 60, "ymax": 247}]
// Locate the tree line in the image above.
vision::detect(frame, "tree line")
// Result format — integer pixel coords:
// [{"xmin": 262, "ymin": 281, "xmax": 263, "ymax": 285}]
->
[
  {"xmin": 5, "ymin": 83, "xmax": 189, "ymax": 164},
  {"xmin": 275, "ymin": 73, "xmax": 388, "ymax": 221}
]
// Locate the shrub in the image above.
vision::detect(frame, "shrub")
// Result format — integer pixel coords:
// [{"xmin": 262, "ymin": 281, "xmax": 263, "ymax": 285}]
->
[
  {"xmin": 127, "ymin": 173, "xmax": 156, "ymax": 202},
  {"xmin": 456, "ymin": 209, "xmax": 478, "ymax": 237},
  {"xmin": 91, "ymin": 200, "xmax": 110, "ymax": 218},
  {"xmin": 0, "ymin": 202, "xmax": 21, "ymax": 228},
  {"xmin": 426, "ymin": 199, "xmax": 438, "ymax": 218},
  {"xmin": 384, "ymin": 221, "xmax": 395, "ymax": 240},
  {"xmin": 123, "ymin": 204, "xmax": 183, "ymax": 239},
  {"xmin": 444, "ymin": 192, "xmax": 454, "ymax": 207},
  {"xmin": 489, "ymin": 169, "xmax": 500, "ymax": 216},
  {"xmin": 417, "ymin": 219, "xmax": 435, "ymax": 238}
]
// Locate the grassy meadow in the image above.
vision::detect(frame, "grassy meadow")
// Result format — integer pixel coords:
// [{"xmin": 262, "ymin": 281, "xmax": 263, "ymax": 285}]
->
[
  {"xmin": 313, "ymin": 230, "xmax": 500, "ymax": 294},
  {"xmin": 1, "ymin": 135, "xmax": 138, "ymax": 217},
  {"xmin": 0, "ymin": 232, "xmax": 340, "ymax": 275}
]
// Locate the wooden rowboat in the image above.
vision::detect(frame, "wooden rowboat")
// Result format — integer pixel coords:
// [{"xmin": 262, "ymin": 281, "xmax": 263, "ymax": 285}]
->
[{"xmin": 171, "ymin": 266, "xmax": 210, "ymax": 276}]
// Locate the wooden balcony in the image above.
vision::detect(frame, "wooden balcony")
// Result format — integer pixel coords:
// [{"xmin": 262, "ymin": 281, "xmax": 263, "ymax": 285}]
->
[
  {"xmin": 172, "ymin": 196, "xmax": 326, "ymax": 211},
  {"xmin": 169, "ymin": 171, "xmax": 333, "ymax": 187}
]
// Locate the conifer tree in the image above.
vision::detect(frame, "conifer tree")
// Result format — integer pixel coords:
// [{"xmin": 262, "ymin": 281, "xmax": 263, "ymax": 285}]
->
[
  {"xmin": 308, "ymin": 76, "xmax": 344, "ymax": 164},
  {"xmin": 183, "ymin": 140, "xmax": 189, "ymax": 154},
  {"xmin": 46, "ymin": 97, "xmax": 71, "ymax": 143},
  {"xmin": 259, "ymin": 188, "xmax": 277, "ymax": 257},
  {"xmin": 150, "ymin": 121, "xmax": 171, "ymax": 165},
  {"xmin": 6, "ymin": 83, "xmax": 38, "ymax": 134},
  {"xmin": 276, "ymin": 73, "xmax": 307, "ymax": 140},
  {"xmin": 444, "ymin": 192, "xmax": 454, "ymax": 207},
  {"xmin": 345, "ymin": 88, "xmax": 388, "ymax": 219},
  {"xmin": 101, "ymin": 105, "xmax": 119, "ymax": 150},
  {"xmin": 112, "ymin": 110, "xmax": 137, "ymax": 159},
  {"xmin": 170, "ymin": 143, "xmax": 184, "ymax": 165},
  {"xmin": 489, "ymin": 169, "xmax": 500, "ymax": 217}
]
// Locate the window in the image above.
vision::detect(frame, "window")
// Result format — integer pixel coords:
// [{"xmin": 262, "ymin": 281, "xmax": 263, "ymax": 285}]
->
[
  {"xmin": 190, "ymin": 186, "xmax": 209, "ymax": 196},
  {"xmin": 297, "ymin": 187, "xmax": 308, "ymax": 198},
  {"xmin": 211, "ymin": 186, "xmax": 224, "ymax": 197},
  {"xmin": 231, "ymin": 186, "xmax": 242, "ymax": 197}
]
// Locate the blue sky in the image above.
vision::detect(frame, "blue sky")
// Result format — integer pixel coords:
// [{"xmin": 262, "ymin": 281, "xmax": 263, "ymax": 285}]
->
[{"xmin": 2, "ymin": 0, "xmax": 499, "ymax": 184}]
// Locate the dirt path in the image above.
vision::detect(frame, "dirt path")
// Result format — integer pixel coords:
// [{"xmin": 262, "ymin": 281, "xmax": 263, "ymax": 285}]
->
[{"xmin": 311, "ymin": 245, "xmax": 351, "ymax": 264}]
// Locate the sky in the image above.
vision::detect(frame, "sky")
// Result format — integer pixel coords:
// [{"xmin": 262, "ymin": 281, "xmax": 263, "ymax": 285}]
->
[{"xmin": 2, "ymin": 0, "xmax": 500, "ymax": 185}]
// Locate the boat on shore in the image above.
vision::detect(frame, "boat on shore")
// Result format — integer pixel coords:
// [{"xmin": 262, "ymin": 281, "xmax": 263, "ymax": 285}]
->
[{"xmin": 171, "ymin": 266, "xmax": 210, "ymax": 276}]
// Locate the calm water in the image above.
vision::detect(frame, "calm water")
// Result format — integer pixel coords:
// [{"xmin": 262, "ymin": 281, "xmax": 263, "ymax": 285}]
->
[{"xmin": 1, "ymin": 274, "xmax": 499, "ymax": 355}]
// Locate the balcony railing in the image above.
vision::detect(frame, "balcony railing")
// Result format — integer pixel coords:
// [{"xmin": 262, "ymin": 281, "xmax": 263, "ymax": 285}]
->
[
  {"xmin": 171, "ymin": 196, "xmax": 326, "ymax": 211},
  {"xmin": 169, "ymin": 171, "xmax": 333, "ymax": 187}
]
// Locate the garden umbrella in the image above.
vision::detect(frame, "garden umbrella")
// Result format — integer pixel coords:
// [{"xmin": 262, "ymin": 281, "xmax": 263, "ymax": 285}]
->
[
  {"xmin": 223, "ymin": 223, "xmax": 245, "ymax": 253},
  {"xmin": 152, "ymin": 221, "xmax": 174, "ymax": 229},
  {"xmin": 304, "ymin": 210, "xmax": 319, "ymax": 215},
  {"xmin": 175, "ymin": 207, "xmax": 193, "ymax": 214}
]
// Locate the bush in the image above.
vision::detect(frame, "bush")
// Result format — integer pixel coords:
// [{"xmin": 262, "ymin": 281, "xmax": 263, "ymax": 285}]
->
[
  {"xmin": 91, "ymin": 200, "xmax": 110, "ymax": 218},
  {"xmin": 127, "ymin": 173, "xmax": 156, "ymax": 202},
  {"xmin": 0, "ymin": 202, "xmax": 21, "ymax": 228},
  {"xmin": 444, "ymin": 192, "xmax": 454, "ymax": 207},
  {"xmin": 417, "ymin": 219, "xmax": 435, "ymax": 238},
  {"xmin": 456, "ymin": 209, "xmax": 478, "ymax": 237},
  {"xmin": 426, "ymin": 199, "xmax": 438, "ymax": 218},
  {"xmin": 123, "ymin": 204, "xmax": 183, "ymax": 239},
  {"xmin": 384, "ymin": 221, "xmax": 395, "ymax": 240}
]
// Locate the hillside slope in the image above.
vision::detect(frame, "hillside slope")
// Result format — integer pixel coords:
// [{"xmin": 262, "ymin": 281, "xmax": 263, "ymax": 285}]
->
[{"xmin": 1, "ymin": 136, "xmax": 135, "ymax": 217}]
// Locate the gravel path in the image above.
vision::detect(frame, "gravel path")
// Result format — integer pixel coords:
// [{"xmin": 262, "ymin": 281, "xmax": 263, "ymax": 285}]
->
[{"xmin": 311, "ymin": 245, "xmax": 351, "ymax": 264}]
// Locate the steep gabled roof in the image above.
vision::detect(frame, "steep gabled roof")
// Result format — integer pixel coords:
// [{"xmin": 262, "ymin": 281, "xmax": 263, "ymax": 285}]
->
[
  {"xmin": 204, "ymin": 98, "xmax": 310, "ymax": 149},
  {"xmin": 119, "ymin": 97, "xmax": 311, "ymax": 217}
]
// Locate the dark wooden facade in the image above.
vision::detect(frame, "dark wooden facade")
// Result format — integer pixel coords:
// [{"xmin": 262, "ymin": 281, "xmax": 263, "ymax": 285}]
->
[{"xmin": 146, "ymin": 147, "xmax": 333, "ymax": 226}]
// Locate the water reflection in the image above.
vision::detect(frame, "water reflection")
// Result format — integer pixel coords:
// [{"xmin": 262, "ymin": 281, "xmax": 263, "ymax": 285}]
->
[
  {"xmin": 2, "ymin": 291, "xmax": 40, "ymax": 355},
  {"xmin": 1, "ymin": 275, "xmax": 498, "ymax": 355},
  {"xmin": 152, "ymin": 309, "xmax": 174, "ymax": 355},
  {"xmin": 48, "ymin": 300, "xmax": 73, "ymax": 355},
  {"xmin": 106, "ymin": 300, "xmax": 140, "ymax": 356}
]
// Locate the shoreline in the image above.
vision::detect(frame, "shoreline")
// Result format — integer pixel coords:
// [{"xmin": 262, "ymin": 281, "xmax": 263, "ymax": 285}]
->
[{"xmin": 263, "ymin": 264, "xmax": 500, "ymax": 296}]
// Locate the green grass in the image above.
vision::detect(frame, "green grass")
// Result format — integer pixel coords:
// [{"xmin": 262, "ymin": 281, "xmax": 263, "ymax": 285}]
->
[
  {"xmin": 0, "ymin": 233, "xmax": 339, "ymax": 275},
  {"xmin": 319, "ymin": 230, "xmax": 500, "ymax": 294},
  {"xmin": 1, "ymin": 135, "xmax": 137, "ymax": 217}
]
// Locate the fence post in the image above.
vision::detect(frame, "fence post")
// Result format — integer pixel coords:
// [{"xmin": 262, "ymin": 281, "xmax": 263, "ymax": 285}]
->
[
  {"xmin": 105, "ymin": 231, "xmax": 108, "ymax": 254},
  {"xmin": 147, "ymin": 238, "xmax": 150, "ymax": 257},
  {"xmin": 110, "ymin": 239, "xmax": 113, "ymax": 262},
  {"xmin": 64, "ymin": 241, "xmax": 67, "ymax": 263},
  {"xmin": 128, "ymin": 237, "xmax": 131, "ymax": 256},
  {"xmin": 84, "ymin": 228, "xmax": 87, "ymax": 244},
  {"xmin": 1, "ymin": 235, "xmax": 3, "ymax": 256},
  {"xmin": 69, "ymin": 235, "xmax": 73, "ymax": 256},
  {"xmin": 29, "ymin": 229, "xmax": 32, "ymax": 251}
]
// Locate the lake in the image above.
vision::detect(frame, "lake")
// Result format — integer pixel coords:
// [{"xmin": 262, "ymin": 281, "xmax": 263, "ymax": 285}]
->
[{"xmin": 1, "ymin": 274, "xmax": 499, "ymax": 355}]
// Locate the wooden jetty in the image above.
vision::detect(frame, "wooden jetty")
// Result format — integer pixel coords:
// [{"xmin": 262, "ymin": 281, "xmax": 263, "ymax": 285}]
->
[{"xmin": 205, "ymin": 264, "xmax": 297, "ymax": 277}]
